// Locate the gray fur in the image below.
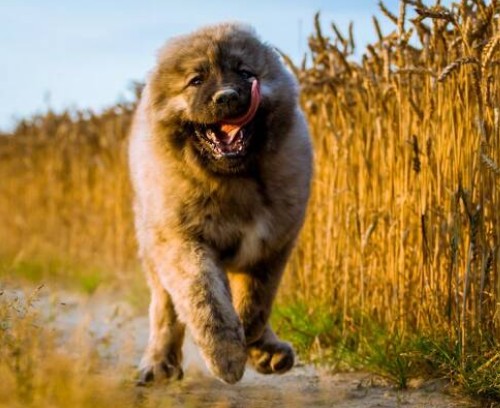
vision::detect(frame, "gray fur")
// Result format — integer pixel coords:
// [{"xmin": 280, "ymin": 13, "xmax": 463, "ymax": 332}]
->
[{"xmin": 129, "ymin": 23, "xmax": 312, "ymax": 384}]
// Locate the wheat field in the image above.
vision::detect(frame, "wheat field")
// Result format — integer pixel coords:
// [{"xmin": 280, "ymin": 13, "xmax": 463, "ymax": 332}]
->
[
  {"xmin": 288, "ymin": 0, "xmax": 500, "ymax": 347},
  {"xmin": 0, "ymin": 0, "xmax": 499, "ymax": 399}
]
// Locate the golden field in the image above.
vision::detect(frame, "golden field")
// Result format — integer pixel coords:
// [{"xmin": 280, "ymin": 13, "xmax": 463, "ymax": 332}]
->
[{"xmin": 1, "ymin": 0, "xmax": 499, "ymax": 402}]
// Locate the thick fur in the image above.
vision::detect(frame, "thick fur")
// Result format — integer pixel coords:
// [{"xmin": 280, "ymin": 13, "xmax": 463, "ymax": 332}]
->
[{"xmin": 129, "ymin": 23, "xmax": 312, "ymax": 385}]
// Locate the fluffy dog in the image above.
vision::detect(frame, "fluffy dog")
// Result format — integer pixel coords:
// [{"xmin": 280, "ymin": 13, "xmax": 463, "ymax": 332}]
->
[{"xmin": 129, "ymin": 23, "xmax": 312, "ymax": 384}]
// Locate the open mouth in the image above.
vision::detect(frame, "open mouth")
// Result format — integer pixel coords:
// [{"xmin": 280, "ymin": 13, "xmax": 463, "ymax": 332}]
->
[
  {"xmin": 195, "ymin": 79, "xmax": 260, "ymax": 159},
  {"xmin": 200, "ymin": 124, "xmax": 250, "ymax": 157}
]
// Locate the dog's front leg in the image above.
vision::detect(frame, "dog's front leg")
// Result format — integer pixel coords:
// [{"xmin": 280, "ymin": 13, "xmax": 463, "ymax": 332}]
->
[{"xmin": 150, "ymin": 240, "xmax": 247, "ymax": 384}]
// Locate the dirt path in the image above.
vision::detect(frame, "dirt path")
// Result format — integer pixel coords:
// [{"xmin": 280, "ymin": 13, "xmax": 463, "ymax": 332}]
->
[{"xmin": 13, "ymin": 286, "xmax": 477, "ymax": 408}]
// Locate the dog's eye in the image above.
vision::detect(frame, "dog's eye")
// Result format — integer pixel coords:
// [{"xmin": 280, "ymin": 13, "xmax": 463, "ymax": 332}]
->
[
  {"xmin": 188, "ymin": 75, "xmax": 203, "ymax": 87},
  {"xmin": 238, "ymin": 69, "xmax": 255, "ymax": 80}
]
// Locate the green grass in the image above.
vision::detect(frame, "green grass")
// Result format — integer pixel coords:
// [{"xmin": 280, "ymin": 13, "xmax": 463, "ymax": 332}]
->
[
  {"xmin": 412, "ymin": 337, "xmax": 500, "ymax": 401},
  {"xmin": 0, "ymin": 256, "xmax": 106, "ymax": 294},
  {"xmin": 0, "ymin": 255, "xmax": 149, "ymax": 309},
  {"xmin": 0, "ymin": 255, "xmax": 150, "ymax": 316},
  {"xmin": 272, "ymin": 301, "xmax": 500, "ymax": 401}
]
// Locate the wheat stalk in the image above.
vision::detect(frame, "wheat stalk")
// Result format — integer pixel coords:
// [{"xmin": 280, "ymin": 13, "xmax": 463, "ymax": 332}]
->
[
  {"xmin": 415, "ymin": 6, "xmax": 456, "ymax": 25},
  {"xmin": 398, "ymin": 1, "xmax": 407, "ymax": 38},
  {"xmin": 481, "ymin": 34, "xmax": 500, "ymax": 70},
  {"xmin": 378, "ymin": 1, "xmax": 398, "ymax": 24},
  {"xmin": 372, "ymin": 16, "xmax": 384, "ymax": 42},
  {"xmin": 481, "ymin": 153, "xmax": 500, "ymax": 177},
  {"xmin": 438, "ymin": 56, "xmax": 479, "ymax": 82}
]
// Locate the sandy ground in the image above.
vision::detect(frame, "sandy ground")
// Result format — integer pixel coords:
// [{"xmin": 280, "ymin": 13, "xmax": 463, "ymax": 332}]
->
[{"xmin": 7, "ymin": 285, "xmax": 478, "ymax": 408}]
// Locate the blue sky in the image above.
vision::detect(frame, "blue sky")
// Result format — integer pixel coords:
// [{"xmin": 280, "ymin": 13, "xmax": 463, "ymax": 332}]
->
[{"xmin": 0, "ymin": 0, "xmax": 402, "ymax": 131}]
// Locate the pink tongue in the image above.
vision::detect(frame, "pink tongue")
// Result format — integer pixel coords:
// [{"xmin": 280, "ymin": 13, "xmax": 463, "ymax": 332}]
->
[{"xmin": 219, "ymin": 79, "xmax": 260, "ymax": 142}]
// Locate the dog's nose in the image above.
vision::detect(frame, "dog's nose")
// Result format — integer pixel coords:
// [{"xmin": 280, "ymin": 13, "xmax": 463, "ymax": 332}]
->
[{"xmin": 213, "ymin": 88, "xmax": 238, "ymax": 105}]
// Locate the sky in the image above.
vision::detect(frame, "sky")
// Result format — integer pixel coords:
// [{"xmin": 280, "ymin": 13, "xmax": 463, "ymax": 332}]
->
[{"xmin": 0, "ymin": 0, "xmax": 402, "ymax": 131}]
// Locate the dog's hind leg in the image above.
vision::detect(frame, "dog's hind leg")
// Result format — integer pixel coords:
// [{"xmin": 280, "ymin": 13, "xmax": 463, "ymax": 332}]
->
[
  {"xmin": 229, "ymin": 244, "xmax": 295, "ymax": 375},
  {"xmin": 137, "ymin": 259, "xmax": 185, "ymax": 385}
]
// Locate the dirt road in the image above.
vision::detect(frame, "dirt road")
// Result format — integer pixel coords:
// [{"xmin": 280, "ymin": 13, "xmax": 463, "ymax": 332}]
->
[{"xmin": 13, "ymin": 286, "xmax": 477, "ymax": 408}]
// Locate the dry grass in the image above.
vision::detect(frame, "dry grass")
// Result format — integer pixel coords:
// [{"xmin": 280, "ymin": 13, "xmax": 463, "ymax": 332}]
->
[
  {"xmin": 286, "ymin": 0, "xmax": 500, "ymax": 350},
  {"xmin": 0, "ymin": 101, "xmax": 137, "ymax": 276},
  {"xmin": 0, "ymin": 288, "xmax": 133, "ymax": 408},
  {"xmin": 0, "ymin": 0, "xmax": 499, "ymax": 400}
]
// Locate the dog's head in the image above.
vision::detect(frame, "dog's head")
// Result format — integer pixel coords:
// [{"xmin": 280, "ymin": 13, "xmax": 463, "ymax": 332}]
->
[{"xmin": 148, "ymin": 23, "xmax": 298, "ymax": 175}]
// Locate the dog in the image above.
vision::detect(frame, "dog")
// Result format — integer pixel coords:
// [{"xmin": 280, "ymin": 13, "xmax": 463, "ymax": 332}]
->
[{"xmin": 128, "ymin": 23, "xmax": 312, "ymax": 384}]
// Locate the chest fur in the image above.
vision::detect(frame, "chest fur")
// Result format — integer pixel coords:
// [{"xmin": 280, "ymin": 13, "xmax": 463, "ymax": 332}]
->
[{"xmin": 178, "ymin": 185, "xmax": 272, "ymax": 268}]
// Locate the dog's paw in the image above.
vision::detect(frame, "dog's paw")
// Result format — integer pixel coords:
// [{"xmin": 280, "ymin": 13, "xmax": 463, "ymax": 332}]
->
[
  {"xmin": 201, "ymin": 327, "xmax": 247, "ymax": 384},
  {"xmin": 136, "ymin": 361, "xmax": 183, "ymax": 386},
  {"xmin": 248, "ymin": 340, "xmax": 294, "ymax": 375},
  {"xmin": 209, "ymin": 348, "xmax": 247, "ymax": 384}
]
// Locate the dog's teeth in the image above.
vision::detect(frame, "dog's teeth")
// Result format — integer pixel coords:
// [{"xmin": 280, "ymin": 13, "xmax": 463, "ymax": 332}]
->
[{"xmin": 207, "ymin": 129, "xmax": 218, "ymax": 142}]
